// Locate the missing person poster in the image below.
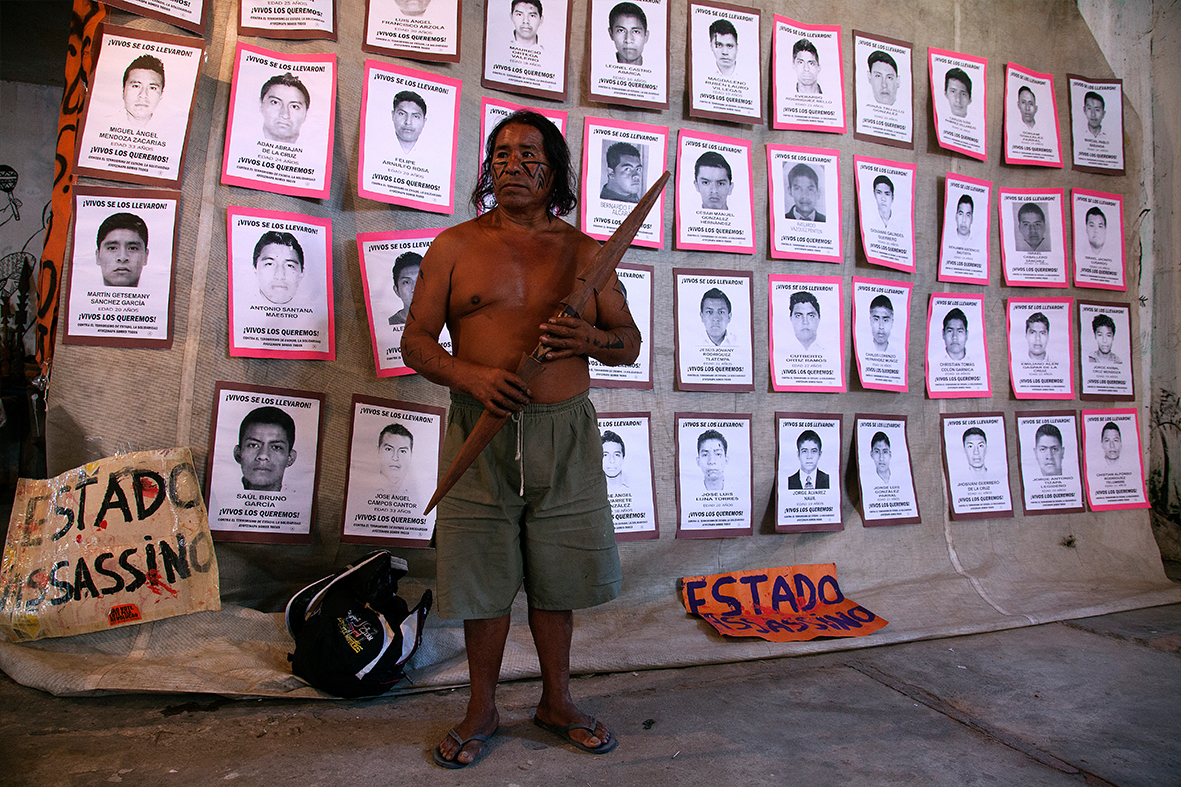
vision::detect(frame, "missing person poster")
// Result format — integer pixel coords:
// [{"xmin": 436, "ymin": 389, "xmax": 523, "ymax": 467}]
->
[
  {"xmin": 1069, "ymin": 74, "xmax": 1124, "ymax": 174},
  {"xmin": 239, "ymin": 0, "xmax": 337, "ymax": 40},
  {"xmin": 767, "ymin": 144, "xmax": 842, "ymax": 264},
  {"xmin": 687, "ymin": 1, "xmax": 762, "ymax": 124},
  {"xmin": 675, "ymin": 129, "xmax": 755, "ymax": 253},
  {"xmin": 580, "ymin": 116, "xmax": 668, "ymax": 249},
  {"xmin": 1004, "ymin": 62, "xmax": 1063, "ymax": 167},
  {"xmin": 358, "ymin": 60, "xmax": 461, "ymax": 214},
  {"xmin": 854, "ymin": 414, "xmax": 920, "ymax": 526},
  {"xmin": 999, "ymin": 187, "xmax": 1068, "ymax": 287},
  {"xmin": 854, "ymin": 155, "xmax": 916, "ymax": 273},
  {"xmin": 586, "ymin": 0, "xmax": 669, "ymax": 109},
  {"xmin": 675, "ymin": 413, "xmax": 753, "ymax": 538},
  {"xmin": 1081, "ymin": 408, "xmax": 1149, "ymax": 511},
  {"xmin": 479, "ymin": 96, "xmax": 568, "ymax": 174},
  {"xmin": 938, "ymin": 173, "xmax": 992, "ymax": 285},
  {"xmin": 775, "ymin": 413, "xmax": 843, "ymax": 532},
  {"xmin": 940, "ymin": 413, "xmax": 1014, "ymax": 520},
  {"xmin": 768, "ymin": 274, "xmax": 845, "ymax": 393},
  {"xmin": 674, "ymin": 268, "xmax": 754, "ymax": 391},
  {"xmin": 221, "ymin": 44, "xmax": 336, "ymax": 199},
  {"xmin": 1072, "ymin": 188, "xmax": 1125, "ymax": 290},
  {"xmin": 357, "ymin": 228, "xmax": 453, "ymax": 378},
  {"xmin": 1006, "ymin": 297, "xmax": 1075, "ymax": 400},
  {"xmin": 226, "ymin": 208, "xmax": 334, "ymax": 361},
  {"xmin": 1015, "ymin": 410, "xmax": 1085, "ymax": 515},
  {"xmin": 590, "ymin": 263, "xmax": 653, "ymax": 388},
  {"xmin": 597, "ymin": 412, "xmax": 659, "ymax": 541},
  {"xmin": 64, "ymin": 185, "xmax": 178, "ymax": 349},
  {"xmin": 363, "ymin": 0, "xmax": 461, "ymax": 62},
  {"xmin": 74, "ymin": 25, "xmax": 205, "ymax": 188},
  {"xmin": 851, "ymin": 277, "xmax": 912, "ymax": 392},
  {"xmin": 772, "ymin": 16, "xmax": 845, "ymax": 133},
  {"xmin": 925, "ymin": 293, "xmax": 991, "ymax": 399},
  {"xmin": 205, "ymin": 382, "xmax": 324, "ymax": 544},
  {"xmin": 1079, "ymin": 300, "xmax": 1134, "ymax": 401},
  {"xmin": 102, "ymin": 0, "xmax": 208, "ymax": 35},
  {"xmin": 339, "ymin": 395, "xmax": 445, "ymax": 547},
  {"xmin": 929, "ymin": 48, "xmax": 987, "ymax": 161},
  {"xmin": 853, "ymin": 30, "xmax": 913, "ymax": 149},
  {"xmin": 481, "ymin": 0, "xmax": 571, "ymax": 101}
]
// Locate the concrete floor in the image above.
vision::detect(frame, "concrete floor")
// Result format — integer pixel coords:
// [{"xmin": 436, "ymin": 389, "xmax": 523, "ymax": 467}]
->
[{"xmin": 3, "ymin": 603, "xmax": 1179, "ymax": 787}]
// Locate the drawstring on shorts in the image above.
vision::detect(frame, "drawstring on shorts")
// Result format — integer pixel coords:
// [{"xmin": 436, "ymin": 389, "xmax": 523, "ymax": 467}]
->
[{"xmin": 513, "ymin": 411, "xmax": 524, "ymax": 497}]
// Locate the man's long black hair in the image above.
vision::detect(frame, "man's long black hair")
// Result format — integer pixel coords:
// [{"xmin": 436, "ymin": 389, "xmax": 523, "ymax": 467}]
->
[{"xmin": 470, "ymin": 110, "xmax": 577, "ymax": 217}]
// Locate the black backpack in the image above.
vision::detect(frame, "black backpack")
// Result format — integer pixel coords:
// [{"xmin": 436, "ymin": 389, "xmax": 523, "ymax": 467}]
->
[{"xmin": 285, "ymin": 550, "xmax": 432, "ymax": 698}]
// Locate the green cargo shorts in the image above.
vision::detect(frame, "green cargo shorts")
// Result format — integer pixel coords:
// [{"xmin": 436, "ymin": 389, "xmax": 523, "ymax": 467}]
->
[{"xmin": 434, "ymin": 392, "xmax": 622, "ymax": 620}]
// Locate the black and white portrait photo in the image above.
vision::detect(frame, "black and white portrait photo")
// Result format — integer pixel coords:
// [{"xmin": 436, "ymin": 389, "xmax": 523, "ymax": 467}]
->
[
  {"xmin": 1006, "ymin": 297, "xmax": 1075, "ymax": 400},
  {"xmin": 1081, "ymin": 409, "xmax": 1149, "ymax": 511},
  {"xmin": 925, "ymin": 293, "xmax": 991, "ymax": 399},
  {"xmin": 854, "ymin": 155, "xmax": 916, "ymax": 273},
  {"xmin": 928, "ymin": 48, "xmax": 988, "ymax": 161},
  {"xmin": 597, "ymin": 412, "xmax": 658, "ymax": 540},
  {"xmin": 675, "ymin": 413, "xmax": 753, "ymax": 537},
  {"xmin": 767, "ymin": 144, "xmax": 842, "ymax": 264},
  {"xmin": 769, "ymin": 274, "xmax": 846, "ymax": 392},
  {"xmin": 674, "ymin": 269, "xmax": 753, "ymax": 391},
  {"xmin": 999, "ymin": 188, "xmax": 1067, "ymax": 287},
  {"xmin": 1072, "ymin": 188, "xmax": 1126, "ymax": 290},
  {"xmin": 772, "ymin": 16, "xmax": 845, "ymax": 133},
  {"xmin": 1004, "ymin": 63, "xmax": 1063, "ymax": 167},
  {"xmin": 481, "ymin": 0, "xmax": 572, "ymax": 101},
  {"xmin": 1069, "ymin": 74, "xmax": 1124, "ymax": 174},
  {"xmin": 775, "ymin": 413, "xmax": 843, "ymax": 532},
  {"xmin": 938, "ymin": 174, "xmax": 992, "ymax": 285},
  {"xmin": 1015, "ymin": 411, "xmax": 1085, "ymax": 515},
  {"xmin": 854, "ymin": 414, "xmax": 920, "ymax": 526},
  {"xmin": 687, "ymin": 1, "xmax": 762, "ymax": 124},
  {"xmin": 940, "ymin": 413, "xmax": 1014, "ymax": 520},
  {"xmin": 363, "ymin": 0, "xmax": 461, "ymax": 62},
  {"xmin": 580, "ymin": 117, "xmax": 668, "ymax": 249},
  {"xmin": 675, "ymin": 129, "xmax": 755, "ymax": 253},
  {"xmin": 853, "ymin": 31, "xmax": 913, "ymax": 148},
  {"xmin": 1078, "ymin": 300, "xmax": 1134, "ymax": 400},
  {"xmin": 851, "ymin": 277, "xmax": 913, "ymax": 392},
  {"xmin": 586, "ymin": 0, "xmax": 669, "ymax": 108}
]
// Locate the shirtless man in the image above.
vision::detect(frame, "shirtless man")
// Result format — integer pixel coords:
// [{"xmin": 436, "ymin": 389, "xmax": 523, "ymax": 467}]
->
[{"xmin": 402, "ymin": 110, "xmax": 639, "ymax": 769}]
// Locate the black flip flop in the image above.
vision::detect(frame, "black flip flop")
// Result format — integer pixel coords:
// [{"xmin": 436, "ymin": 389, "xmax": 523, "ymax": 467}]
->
[
  {"xmin": 432, "ymin": 727, "xmax": 494, "ymax": 769},
  {"xmin": 532, "ymin": 716, "xmax": 619, "ymax": 754}
]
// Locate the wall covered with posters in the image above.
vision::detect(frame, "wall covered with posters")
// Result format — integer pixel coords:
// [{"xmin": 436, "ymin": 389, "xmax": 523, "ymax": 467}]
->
[{"xmin": 40, "ymin": 0, "xmax": 1180, "ymax": 676}]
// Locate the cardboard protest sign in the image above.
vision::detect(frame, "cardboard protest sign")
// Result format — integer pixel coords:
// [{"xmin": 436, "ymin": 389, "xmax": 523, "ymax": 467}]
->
[
  {"xmin": 680, "ymin": 563, "xmax": 888, "ymax": 642},
  {"xmin": 0, "ymin": 448, "xmax": 220, "ymax": 642}
]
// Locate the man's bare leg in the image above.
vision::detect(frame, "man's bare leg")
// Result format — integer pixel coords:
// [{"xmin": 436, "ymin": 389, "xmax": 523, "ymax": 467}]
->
[
  {"xmin": 529, "ymin": 607, "xmax": 612, "ymax": 749},
  {"xmin": 436, "ymin": 614, "xmax": 509, "ymax": 765}
]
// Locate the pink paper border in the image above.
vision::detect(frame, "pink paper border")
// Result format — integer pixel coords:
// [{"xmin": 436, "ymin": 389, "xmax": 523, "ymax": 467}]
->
[
  {"xmin": 766, "ymin": 143, "xmax": 843, "ymax": 263},
  {"xmin": 357, "ymin": 59, "xmax": 461, "ymax": 214},
  {"xmin": 1005, "ymin": 296, "xmax": 1076, "ymax": 400},
  {"xmin": 226, "ymin": 207, "xmax": 335, "ymax": 361},
  {"xmin": 767, "ymin": 273, "xmax": 846, "ymax": 393},
  {"xmin": 853, "ymin": 154, "xmax": 917, "ymax": 273},
  {"xmin": 998, "ymin": 187, "xmax": 1069, "ymax": 287},
  {"xmin": 851, "ymin": 276, "xmax": 913, "ymax": 392},
  {"xmin": 1003, "ymin": 62, "xmax": 1064, "ymax": 168},
  {"xmin": 1072, "ymin": 187, "xmax": 1126, "ymax": 291},
  {"xmin": 1081, "ymin": 407, "xmax": 1150, "ymax": 511},
  {"xmin": 579, "ymin": 115, "xmax": 669, "ymax": 250},
  {"xmin": 770, "ymin": 15, "xmax": 846, "ymax": 133},
  {"xmin": 673, "ymin": 410, "xmax": 755, "ymax": 539},
  {"xmin": 925, "ymin": 292, "xmax": 993, "ymax": 399},
  {"xmin": 938, "ymin": 172, "xmax": 993, "ymax": 286},
  {"xmin": 477, "ymin": 96, "xmax": 569, "ymax": 177},
  {"xmin": 356, "ymin": 227, "xmax": 443, "ymax": 378},
  {"xmin": 928, "ymin": 47, "xmax": 988, "ymax": 162},
  {"xmin": 675, "ymin": 128, "xmax": 756, "ymax": 255},
  {"xmin": 220, "ymin": 44, "xmax": 336, "ymax": 200}
]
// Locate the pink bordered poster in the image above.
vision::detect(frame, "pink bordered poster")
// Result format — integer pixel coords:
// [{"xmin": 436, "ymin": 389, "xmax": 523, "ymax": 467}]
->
[
  {"xmin": 674, "ymin": 128, "xmax": 755, "ymax": 254},
  {"xmin": 74, "ymin": 24, "xmax": 205, "ymax": 189},
  {"xmin": 358, "ymin": 60, "xmax": 462, "ymax": 214},
  {"xmin": 580, "ymin": 116, "xmax": 669, "ymax": 249},
  {"xmin": 851, "ymin": 276, "xmax": 913, "ymax": 393},
  {"xmin": 928, "ymin": 47, "xmax": 987, "ymax": 161},
  {"xmin": 205, "ymin": 382, "xmax": 325, "ymax": 545},
  {"xmin": 590, "ymin": 263, "xmax": 654, "ymax": 389},
  {"xmin": 771, "ymin": 16, "xmax": 845, "ymax": 133},
  {"xmin": 221, "ymin": 44, "xmax": 336, "ymax": 200},
  {"xmin": 481, "ymin": 0, "xmax": 572, "ymax": 102},
  {"xmin": 226, "ymin": 207, "xmax": 335, "ymax": 361},
  {"xmin": 478, "ymin": 96, "xmax": 568, "ymax": 174},
  {"xmin": 1006, "ymin": 296, "xmax": 1075, "ymax": 400},
  {"xmin": 1068, "ymin": 74, "xmax": 1125, "ymax": 175},
  {"xmin": 925, "ymin": 292, "xmax": 991, "ymax": 399},
  {"xmin": 363, "ymin": 0, "xmax": 462, "ymax": 63},
  {"xmin": 768, "ymin": 274, "xmax": 846, "ymax": 393},
  {"xmin": 1004, "ymin": 62, "xmax": 1063, "ymax": 168},
  {"xmin": 853, "ymin": 155, "xmax": 916, "ymax": 273},
  {"xmin": 774, "ymin": 412, "xmax": 844, "ymax": 533},
  {"xmin": 339, "ymin": 394, "xmax": 447, "ymax": 548},
  {"xmin": 1081, "ymin": 408, "xmax": 1149, "ymax": 511},
  {"xmin": 102, "ymin": 0, "xmax": 209, "ymax": 35},
  {"xmin": 585, "ymin": 0, "xmax": 670, "ymax": 110},
  {"xmin": 686, "ymin": 0, "xmax": 763, "ymax": 125},
  {"xmin": 1072, "ymin": 188, "xmax": 1125, "ymax": 291},
  {"xmin": 1078, "ymin": 299, "xmax": 1134, "ymax": 401},
  {"xmin": 852, "ymin": 30, "xmax": 914, "ymax": 149},
  {"xmin": 1014, "ymin": 410, "xmax": 1085, "ymax": 516},
  {"xmin": 939, "ymin": 412, "xmax": 1014, "ymax": 521},
  {"xmin": 767, "ymin": 144, "xmax": 842, "ymax": 264},
  {"xmin": 597, "ymin": 412, "xmax": 660, "ymax": 542},
  {"xmin": 998, "ymin": 187, "xmax": 1068, "ymax": 287},
  {"xmin": 239, "ymin": 0, "xmax": 337, "ymax": 40},
  {"xmin": 673, "ymin": 268, "xmax": 754, "ymax": 392},
  {"xmin": 356, "ymin": 228, "xmax": 452, "ymax": 378},
  {"xmin": 674, "ymin": 412, "xmax": 754, "ymax": 539},
  {"xmin": 938, "ymin": 173, "xmax": 992, "ymax": 286}
]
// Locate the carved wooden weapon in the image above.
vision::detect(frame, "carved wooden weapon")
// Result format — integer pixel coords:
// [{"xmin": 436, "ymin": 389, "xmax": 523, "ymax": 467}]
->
[{"xmin": 424, "ymin": 171, "xmax": 671, "ymax": 514}]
